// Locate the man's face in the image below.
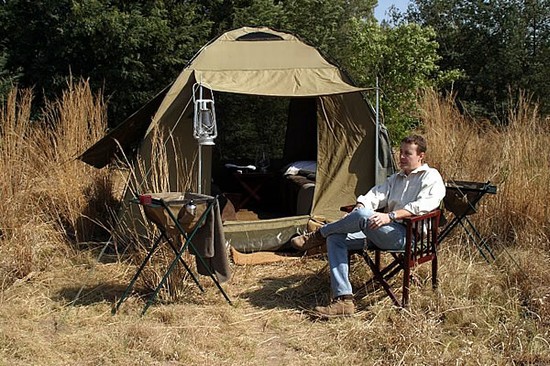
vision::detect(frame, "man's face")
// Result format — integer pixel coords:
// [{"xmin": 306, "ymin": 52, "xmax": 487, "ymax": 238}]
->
[{"xmin": 398, "ymin": 142, "xmax": 425, "ymax": 174}]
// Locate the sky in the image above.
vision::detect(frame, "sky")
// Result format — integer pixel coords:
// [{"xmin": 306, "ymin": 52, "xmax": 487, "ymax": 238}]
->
[{"xmin": 374, "ymin": 0, "xmax": 411, "ymax": 21}]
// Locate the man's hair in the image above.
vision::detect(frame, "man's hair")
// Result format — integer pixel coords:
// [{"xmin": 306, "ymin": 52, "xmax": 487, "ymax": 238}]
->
[{"xmin": 401, "ymin": 134, "xmax": 427, "ymax": 154}]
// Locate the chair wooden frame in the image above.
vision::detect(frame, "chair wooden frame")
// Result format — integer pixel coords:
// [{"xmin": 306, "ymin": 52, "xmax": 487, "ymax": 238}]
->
[{"xmin": 361, "ymin": 209, "xmax": 441, "ymax": 307}]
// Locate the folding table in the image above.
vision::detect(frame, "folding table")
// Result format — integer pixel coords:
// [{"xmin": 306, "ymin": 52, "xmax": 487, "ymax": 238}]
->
[
  {"xmin": 112, "ymin": 192, "xmax": 232, "ymax": 315},
  {"xmin": 438, "ymin": 180, "xmax": 497, "ymax": 262}
]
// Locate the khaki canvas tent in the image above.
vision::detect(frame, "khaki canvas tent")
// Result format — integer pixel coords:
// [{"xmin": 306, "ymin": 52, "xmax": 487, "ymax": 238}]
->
[{"xmin": 79, "ymin": 26, "xmax": 394, "ymax": 252}]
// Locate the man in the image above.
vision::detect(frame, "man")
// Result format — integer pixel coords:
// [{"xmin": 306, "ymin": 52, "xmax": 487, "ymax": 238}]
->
[{"xmin": 290, "ymin": 134, "xmax": 446, "ymax": 318}]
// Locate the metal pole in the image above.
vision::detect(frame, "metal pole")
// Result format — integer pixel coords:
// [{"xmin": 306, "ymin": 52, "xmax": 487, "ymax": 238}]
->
[
  {"xmin": 198, "ymin": 144, "xmax": 202, "ymax": 194},
  {"xmin": 375, "ymin": 76, "xmax": 380, "ymax": 185},
  {"xmin": 198, "ymin": 85, "xmax": 203, "ymax": 194}
]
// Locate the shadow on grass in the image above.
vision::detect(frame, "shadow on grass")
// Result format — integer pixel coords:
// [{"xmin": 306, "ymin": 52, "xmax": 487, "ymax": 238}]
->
[
  {"xmin": 56, "ymin": 279, "xmax": 214, "ymax": 309},
  {"xmin": 55, "ymin": 282, "xmax": 149, "ymax": 306},
  {"xmin": 55, "ymin": 258, "xmax": 393, "ymax": 312},
  {"xmin": 237, "ymin": 260, "xmax": 398, "ymax": 313},
  {"xmin": 238, "ymin": 272, "xmax": 331, "ymax": 311}
]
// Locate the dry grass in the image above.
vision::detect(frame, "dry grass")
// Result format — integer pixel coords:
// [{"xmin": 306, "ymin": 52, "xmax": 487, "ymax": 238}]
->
[{"xmin": 0, "ymin": 84, "xmax": 549, "ymax": 365}]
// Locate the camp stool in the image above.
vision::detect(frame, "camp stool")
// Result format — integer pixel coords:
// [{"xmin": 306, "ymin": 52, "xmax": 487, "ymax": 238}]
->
[{"xmin": 113, "ymin": 193, "xmax": 231, "ymax": 316}]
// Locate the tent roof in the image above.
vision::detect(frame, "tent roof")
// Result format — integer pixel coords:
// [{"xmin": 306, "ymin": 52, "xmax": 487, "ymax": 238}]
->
[{"xmin": 189, "ymin": 27, "xmax": 364, "ymax": 96}]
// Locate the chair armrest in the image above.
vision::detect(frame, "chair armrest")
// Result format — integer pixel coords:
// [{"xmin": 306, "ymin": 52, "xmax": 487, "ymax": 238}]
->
[
  {"xmin": 340, "ymin": 206, "xmax": 441, "ymax": 221},
  {"xmin": 339, "ymin": 206, "xmax": 442, "ymax": 231},
  {"xmin": 402, "ymin": 209, "xmax": 441, "ymax": 224}
]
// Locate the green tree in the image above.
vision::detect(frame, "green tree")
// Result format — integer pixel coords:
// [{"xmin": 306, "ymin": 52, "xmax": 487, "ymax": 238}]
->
[
  {"xmin": 0, "ymin": 0, "xmax": 212, "ymax": 124},
  {"xmin": 408, "ymin": 0, "xmax": 550, "ymax": 119},
  {"xmin": 0, "ymin": 50, "xmax": 20, "ymax": 101},
  {"xmin": 348, "ymin": 21, "xmax": 454, "ymax": 141}
]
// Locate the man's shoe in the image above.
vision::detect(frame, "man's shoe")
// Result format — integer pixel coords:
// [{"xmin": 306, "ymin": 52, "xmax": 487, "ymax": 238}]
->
[
  {"xmin": 313, "ymin": 296, "xmax": 355, "ymax": 318},
  {"xmin": 290, "ymin": 230, "xmax": 325, "ymax": 251}
]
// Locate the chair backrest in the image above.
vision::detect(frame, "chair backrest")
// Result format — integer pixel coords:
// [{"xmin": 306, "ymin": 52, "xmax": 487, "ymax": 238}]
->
[{"xmin": 404, "ymin": 209, "xmax": 441, "ymax": 266}]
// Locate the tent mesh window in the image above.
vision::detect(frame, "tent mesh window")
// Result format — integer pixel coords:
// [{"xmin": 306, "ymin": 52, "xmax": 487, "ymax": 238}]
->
[{"xmin": 236, "ymin": 32, "xmax": 284, "ymax": 41}]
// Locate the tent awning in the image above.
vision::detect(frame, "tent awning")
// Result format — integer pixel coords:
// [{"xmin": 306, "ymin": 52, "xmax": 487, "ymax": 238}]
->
[{"xmin": 77, "ymin": 84, "xmax": 171, "ymax": 168}]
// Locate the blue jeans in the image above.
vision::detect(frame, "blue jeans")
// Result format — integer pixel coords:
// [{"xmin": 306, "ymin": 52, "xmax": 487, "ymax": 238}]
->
[{"xmin": 319, "ymin": 208, "xmax": 407, "ymax": 298}]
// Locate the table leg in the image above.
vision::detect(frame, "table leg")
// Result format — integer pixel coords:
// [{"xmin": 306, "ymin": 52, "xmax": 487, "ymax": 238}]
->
[{"xmin": 112, "ymin": 234, "xmax": 163, "ymax": 315}]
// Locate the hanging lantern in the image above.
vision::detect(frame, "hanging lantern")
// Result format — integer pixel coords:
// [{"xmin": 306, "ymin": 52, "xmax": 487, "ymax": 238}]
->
[{"xmin": 193, "ymin": 83, "xmax": 217, "ymax": 146}]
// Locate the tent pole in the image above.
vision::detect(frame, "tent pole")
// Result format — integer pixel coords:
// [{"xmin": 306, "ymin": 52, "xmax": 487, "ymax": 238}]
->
[
  {"xmin": 198, "ymin": 144, "xmax": 202, "ymax": 194},
  {"xmin": 375, "ymin": 76, "xmax": 380, "ymax": 185}
]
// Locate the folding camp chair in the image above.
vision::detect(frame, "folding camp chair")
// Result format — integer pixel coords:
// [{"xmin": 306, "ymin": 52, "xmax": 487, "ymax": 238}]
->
[
  {"xmin": 438, "ymin": 180, "xmax": 497, "ymax": 262},
  {"xmin": 362, "ymin": 210, "xmax": 441, "ymax": 307},
  {"xmin": 112, "ymin": 192, "xmax": 232, "ymax": 315},
  {"xmin": 342, "ymin": 206, "xmax": 441, "ymax": 308}
]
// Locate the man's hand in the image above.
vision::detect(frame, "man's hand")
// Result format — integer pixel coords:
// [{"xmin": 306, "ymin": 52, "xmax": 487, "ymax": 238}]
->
[{"xmin": 368, "ymin": 212, "xmax": 391, "ymax": 230}]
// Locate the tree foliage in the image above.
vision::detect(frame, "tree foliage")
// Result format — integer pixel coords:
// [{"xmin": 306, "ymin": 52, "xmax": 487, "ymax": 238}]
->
[
  {"xmin": 0, "ymin": 50, "xmax": 20, "ymax": 100},
  {"xmin": 408, "ymin": 0, "xmax": 550, "ymax": 119},
  {"xmin": 338, "ymin": 19, "xmax": 453, "ymax": 140},
  {"xmin": 0, "ymin": 0, "xmax": 212, "ymax": 122},
  {"xmin": 0, "ymin": 0, "xmax": 454, "ymax": 143}
]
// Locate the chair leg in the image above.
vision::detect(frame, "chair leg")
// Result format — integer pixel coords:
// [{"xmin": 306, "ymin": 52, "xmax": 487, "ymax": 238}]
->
[
  {"xmin": 375, "ymin": 250, "xmax": 381, "ymax": 271},
  {"xmin": 363, "ymin": 252, "xmax": 402, "ymax": 307},
  {"xmin": 402, "ymin": 262, "xmax": 411, "ymax": 308}
]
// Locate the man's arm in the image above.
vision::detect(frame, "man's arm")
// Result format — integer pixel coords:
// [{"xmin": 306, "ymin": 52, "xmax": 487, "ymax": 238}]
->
[{"xmin": 366, "ymin": 208, "xmax": 413, "ymax": 229}]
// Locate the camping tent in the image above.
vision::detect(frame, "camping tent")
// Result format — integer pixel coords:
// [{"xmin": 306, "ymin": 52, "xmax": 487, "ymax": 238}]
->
[{"xmin": 79, "ymin": 26, "xmax": 394, "ymax": 252}]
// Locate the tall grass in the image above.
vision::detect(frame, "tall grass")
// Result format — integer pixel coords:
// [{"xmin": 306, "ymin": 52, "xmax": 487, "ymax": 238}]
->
[
  {"xmin": 419, "ymin": 89, "xmax": 550, "ymax": 246},
  {"xmin": 418, "ymin": 88, "xmax": 550, "ymax": 324},
  {"xmin": 0, "ymin": 84, "xmax": 549, "ymax": 365},
  {"xmin": 110, "ymin": 112, "xmax": 201, "ymax": 300},
  {"xmin": 0, "ymin": 81, "xmax": 115, "ymax": 288}
]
